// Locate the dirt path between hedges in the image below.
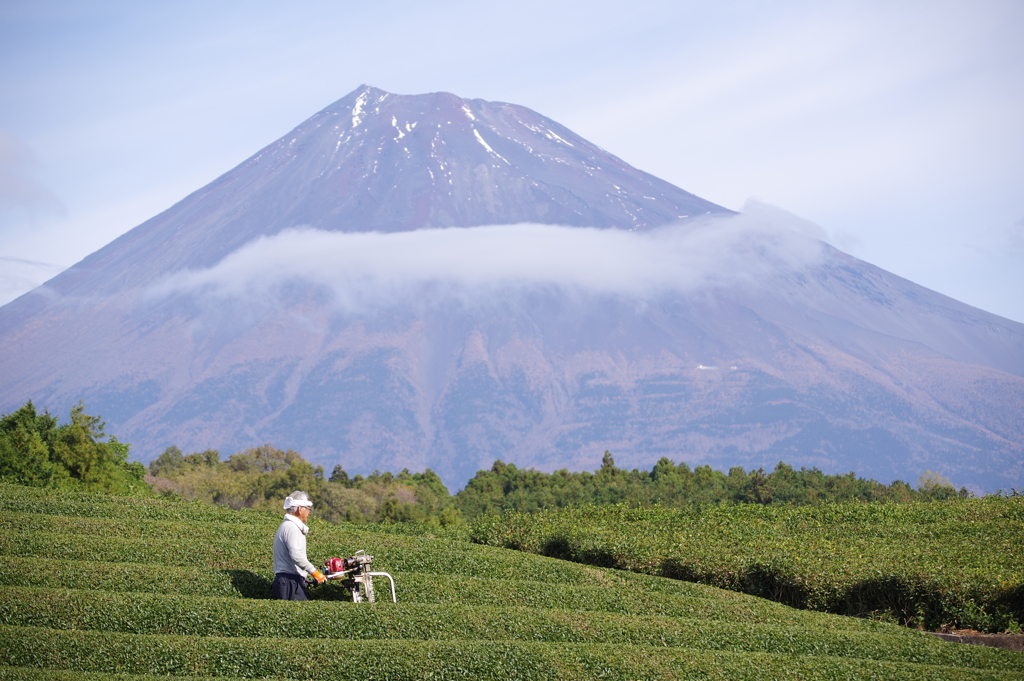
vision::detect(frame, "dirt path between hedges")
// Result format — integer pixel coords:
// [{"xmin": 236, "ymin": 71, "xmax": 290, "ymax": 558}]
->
[{"xmin": 932, "ymin": 631, "xmax": 1024, "ymax": 652}]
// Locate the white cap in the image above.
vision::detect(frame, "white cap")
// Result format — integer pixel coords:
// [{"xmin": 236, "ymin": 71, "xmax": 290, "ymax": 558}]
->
[{"xmin": 284, "ymin": 490, "xmax": 313, "ymax": 511}]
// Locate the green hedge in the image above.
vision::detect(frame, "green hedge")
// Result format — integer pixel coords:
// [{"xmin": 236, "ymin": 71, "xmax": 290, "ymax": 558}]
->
[
  {"xmin": 0, "ymin": 668, "xmax": 288, "ymax": 681},
  {"xmin": 0, "ymin": 587, "xmax": 1018, "ymax": 671},
  {"xmin": 472, "ymin": 500, "xmax": 1024, "ymax": 632},
  {"xmin": 0, "ymin": 512, "xmax": 277, "ymax": 542},
  {"xmin": 0, "ymin": 558, "xmax": 247, "ymax": 599},
  {"xmin": 0, "ymin": 484, "xmax": 268, "ymax": 525},
  {"xmin": 0, "ymin": 528, "xmax": 594, "ymax": 585},
  {"xmin": 2, "ymin": 625, "xmax": 1020, "ymax": 681},
  {"xmin": 0, "ymin": 557, "xmax": 879, "ymax": 630}
]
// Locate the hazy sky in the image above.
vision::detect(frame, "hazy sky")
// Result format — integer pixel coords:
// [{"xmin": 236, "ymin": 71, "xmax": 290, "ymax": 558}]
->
[{"xmin": 1, "ymin": 0, "xmax": 1022, "ymax": 321}]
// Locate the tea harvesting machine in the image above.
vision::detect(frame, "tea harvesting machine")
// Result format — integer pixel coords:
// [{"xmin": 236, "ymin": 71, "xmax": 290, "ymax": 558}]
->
[{"xmin": 319, "ymin": 550, "xmax": 397, "ymax": 603}]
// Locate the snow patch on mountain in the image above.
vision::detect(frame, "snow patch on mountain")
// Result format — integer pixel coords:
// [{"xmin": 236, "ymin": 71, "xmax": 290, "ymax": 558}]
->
[{"xmin": 473, "ymin": 129, "xmax": 509, "ymax": 164}]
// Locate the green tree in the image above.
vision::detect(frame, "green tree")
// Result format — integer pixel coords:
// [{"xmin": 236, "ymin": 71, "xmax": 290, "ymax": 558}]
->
[
  {"xmin": 0, "ymin": 401, "xmax": 67, "ymax": 487},
  {"xmin": 0, "ymin": 400, "xmax": 147, "ymax": 494},
  {"xmin": 918, "ymin": 470, "xmax": 960, "ymax": 501},
  {"xmin": 149, "ymin": 446, "xmax": 185, "ymax": 479}
]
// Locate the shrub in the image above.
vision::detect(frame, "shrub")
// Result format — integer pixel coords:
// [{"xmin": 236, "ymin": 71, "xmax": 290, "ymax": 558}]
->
[
  {"xmin": 471, "ymin": 500, "xmax": 1024, "ymax": 632},
  {"xmin": 0, "ymin": 669, "xmax": 282, "ymax": 681},
  {"xmin": 1, "ymin": 626, "xmax": 1018, "ymax": 681},
  {"xmin": 0, "ymin": 587, "xmax": 1018, "ymax": 671}
]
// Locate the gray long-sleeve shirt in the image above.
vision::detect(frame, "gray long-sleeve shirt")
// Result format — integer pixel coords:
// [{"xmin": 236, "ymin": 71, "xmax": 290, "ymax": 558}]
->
[{"xmin": 273, "ymin": 514, "xmax": 318, "ymax": 577}]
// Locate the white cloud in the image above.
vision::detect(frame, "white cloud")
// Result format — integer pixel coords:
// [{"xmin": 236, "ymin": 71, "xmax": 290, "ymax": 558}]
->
[{"xmin": 150, "ymin": 212, "xmax": 825, "ymax": 313}]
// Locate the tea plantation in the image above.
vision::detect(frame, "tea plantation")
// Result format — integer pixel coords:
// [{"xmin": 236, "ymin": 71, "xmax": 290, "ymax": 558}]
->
[
  {"xmin": 1, "ymin": 484, "xmax": 1021, "ymax": 680},
  {"xmin": 472, "ymin": 500, "xmax": 1024, "ymax": 632}
]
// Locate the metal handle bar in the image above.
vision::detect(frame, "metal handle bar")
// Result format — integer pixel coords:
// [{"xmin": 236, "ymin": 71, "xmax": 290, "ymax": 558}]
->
[{"xmin": 367, "ymin": 572, "xmax": 397, "ymax": 603}]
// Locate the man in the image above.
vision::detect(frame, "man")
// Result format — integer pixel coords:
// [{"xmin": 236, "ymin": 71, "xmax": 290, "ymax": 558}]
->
[{"xmin": 272, "ymin": 490, "xmax": 326, "ymax": 600}]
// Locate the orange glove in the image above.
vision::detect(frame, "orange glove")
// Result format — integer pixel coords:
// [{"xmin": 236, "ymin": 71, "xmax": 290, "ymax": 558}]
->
[{"xmin": 311, "ymin": 569, "xmax": 326, "ymax": 585}]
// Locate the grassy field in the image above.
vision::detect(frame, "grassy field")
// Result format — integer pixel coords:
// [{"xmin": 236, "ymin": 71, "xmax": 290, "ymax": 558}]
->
[
  {"xmin": 471, "ymin": 500, "xmax": 1024, "ymax": 632},
  {"xmin": 0, "ymin": 483, "xmax": 1021, "ymax": 680}
]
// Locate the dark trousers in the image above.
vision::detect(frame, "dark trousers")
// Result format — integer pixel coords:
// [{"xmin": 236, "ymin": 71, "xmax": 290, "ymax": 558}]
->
[{"xmin": 272, "ymin": 572, "xmax": 309, "ymax": 601}]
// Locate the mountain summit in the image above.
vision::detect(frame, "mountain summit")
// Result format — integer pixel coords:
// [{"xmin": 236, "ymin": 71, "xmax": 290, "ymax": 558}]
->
[
  {"xmin": 12, "ymin": 85, "xmax": 727, "ymax": 303},
  {"xmin": 1, "ymin": 86, "xmax": 1022, "ymax": 490}
]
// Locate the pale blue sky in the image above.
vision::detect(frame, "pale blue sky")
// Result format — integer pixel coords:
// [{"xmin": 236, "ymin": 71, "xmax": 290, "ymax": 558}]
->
[{"xmin": 1, "ymin": 0, "xmax": 1022, "ymax": 321}]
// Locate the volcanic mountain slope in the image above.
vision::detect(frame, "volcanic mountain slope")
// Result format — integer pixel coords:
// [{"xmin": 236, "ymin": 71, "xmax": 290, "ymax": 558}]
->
[{"xmin": 0, "ymin": 85, "xmax": 1022, "ymax": 491}]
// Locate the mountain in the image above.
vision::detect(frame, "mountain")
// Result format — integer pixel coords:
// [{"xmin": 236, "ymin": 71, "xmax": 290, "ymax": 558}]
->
[{"xmin": 1, "ymin": 85, "xmax": 1022, "ymax": 491}]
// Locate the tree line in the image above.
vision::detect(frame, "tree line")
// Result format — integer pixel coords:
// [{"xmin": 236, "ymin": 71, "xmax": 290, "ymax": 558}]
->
[
  {"xmin": 146, "ymin": 443, "xmax": 459, "ymax": 526},
  {"xmin": 1, "ymin": 400, "xmax": 967, "ymax": 525}
]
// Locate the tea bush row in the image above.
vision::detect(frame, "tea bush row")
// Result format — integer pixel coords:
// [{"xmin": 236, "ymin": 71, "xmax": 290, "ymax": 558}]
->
[
  {"xmin": 0, "ymin": 484, "xmax": 266, "ymax": 525},
  {"xmin": 0, "ymin": 586, "xmax": 1018, "ymax": 671},
  {"xmin": 2, "ymin": 625, "xmax": 1020, "ymax": 681},
  {"xmin": 0, "ymin": 528, "xmax": 593, "ymax": 586},
  {"xmin": 0, "ymin": 669, "xmax": 287, "ymax": 681},
  {"xmin": 0, "ymin": 556, "xmax": 863, "ymax": 630},
  {"xmin": 471, "ymin": 500, "xmax": 1024, "ymax": 631},
  {"xmin": 0, "ymin": 510, "xmax": 467, "ymax": 548},
  {"xmin": 0, "ymin": 512, "xmax": 277, "ymax": 542}
]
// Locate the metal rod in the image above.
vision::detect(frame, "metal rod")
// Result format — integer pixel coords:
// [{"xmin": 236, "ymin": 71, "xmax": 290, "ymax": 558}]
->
[{"xmin": 368, "ymin": 571, "xmax": 397, "ymax": 603}]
